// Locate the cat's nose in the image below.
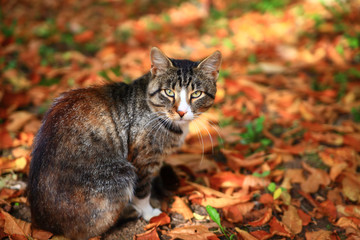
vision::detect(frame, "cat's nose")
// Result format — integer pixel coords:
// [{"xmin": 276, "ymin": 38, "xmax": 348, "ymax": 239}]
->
[{"xmin": 177, "ymin": 111, "xmax": 186, "ymax": 118}]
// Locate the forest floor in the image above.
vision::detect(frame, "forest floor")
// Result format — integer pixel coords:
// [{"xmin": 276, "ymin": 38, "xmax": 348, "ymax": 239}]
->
[{"xmin": 1, "ymin": 0, "xmax": 360, "ymax": 239}]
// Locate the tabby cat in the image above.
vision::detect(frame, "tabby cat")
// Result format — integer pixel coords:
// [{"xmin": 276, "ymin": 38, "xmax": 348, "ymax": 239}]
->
[{"xmin": 28, "ymin": 47, "xmax": 222, "ymax": 239}]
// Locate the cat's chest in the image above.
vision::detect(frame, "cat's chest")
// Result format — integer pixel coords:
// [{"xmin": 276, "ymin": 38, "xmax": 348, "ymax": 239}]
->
[{"xmin": 130, "ymin": 119, "xmax": 189, "ymax": 159}]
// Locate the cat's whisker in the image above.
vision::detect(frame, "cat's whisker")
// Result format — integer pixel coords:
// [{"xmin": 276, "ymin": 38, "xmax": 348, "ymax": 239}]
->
[
  {"xmin": 194, "ymin": 118, "xmax": 214, "ymax": 155},
  {"xmin": 192, "ymin": 119, "xmax": 205, "ymax": 163},
  {"xmin": 193, "ymin": 114, "xmax": 223, "ymax": 146}
]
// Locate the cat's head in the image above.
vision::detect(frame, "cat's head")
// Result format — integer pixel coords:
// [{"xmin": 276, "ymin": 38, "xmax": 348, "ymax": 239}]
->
[{"xmin": 147, "ymin": 47, "xmax": 222, "ymax": 125}]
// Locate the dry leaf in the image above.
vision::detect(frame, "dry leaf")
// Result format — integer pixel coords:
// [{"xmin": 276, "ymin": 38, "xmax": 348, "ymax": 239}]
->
[
  {"xmin": 235, "ymin": 228, "xmax": 258, "ymax": 240},
  {"xmin": 223, "ymin": 202, "xmax": 255, "ymax": 223},
  {"xmin": 0, "ymin": 209, "xmax": 31, "ymax": 237},
  {"xmin": 144, "ymin": 212, "xmax": 171, "ymax": 230},
  {"xmin": 165, "ymin": 225, "xmax": 218, "ymax": 240},
  {"xmin": 281, "ymin": 205, "xmax": 302, "ymax": 234},
  {"xmin": 247, "ymin": 208, "xmax": 272, "ymax": 227},
  {"xmin": 134, "ymin": 228, "xmax": 160, "ymax": 240},
  {"xmin": 170, "ymin": 196, "xmax": 193, "ymax": 221},
  {"xmin": 305, "ymin": 229, "xmax": 332, "ymax": 240}
]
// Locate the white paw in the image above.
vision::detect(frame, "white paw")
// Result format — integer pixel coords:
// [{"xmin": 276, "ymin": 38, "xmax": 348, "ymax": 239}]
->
[{"xmin": 142, "ymin": 208, "xmax": 162, "ymax": 221}]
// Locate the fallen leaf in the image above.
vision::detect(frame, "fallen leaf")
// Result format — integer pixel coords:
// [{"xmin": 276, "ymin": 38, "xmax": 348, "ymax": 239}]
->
[
  {"xmin": 247, "ymin": 208, "xmax": 272, "ymax": 227},
  {"xmin": 134, "ymin": 228, "xmax": 160, "ymax": 240},
  {"xmin": 0, "ymin": 157, "xmax": 27, "ymax": 174},
  {"xmin": 209, "ymin": 171, "xmax": 245, "ymax": 189},
  {"xmin": 144, "ymin": 212, "xmax": 171, "ymax": 230},
  {"xmin": 0, "ymin": 209, "xmax": 31, "ymax": 237},
  {"xmin": 342, "ymin": 176, "xmax": 360, "ymax": 202},
  {"xmin": 223, "ymin": 202, "xmax": 255, "ymax": 223},
  {"xmin": 170, "ymin": 196, "xmax": 193, "ymax": 221},
  {"xmin": 6, "ymin": 111, "xmax": 35, "ymax": 133},
  {"xmin": 235, "ymin": 227, "xmax": 258, "ymax": 240},
  {"xmin": 32, "ymin": 228, "xmax": 53, "ymax": 240},
  {"xmin": 282, "ymin": 205, "xmax": 302, "ymax": 234},
  {"xmin": 305, "ymin": 229, "xmax": 332, "ymax": 240},
  {"xmin": 301, "ymin": 162, "xmax": 331, "ymax": 193},
  {"xmin": 297, "ymin": 209, "xmax": 312, "ymax": 226},
  {"xmin": 268, "ymin": 216, "xmax": 292, "ymax": 238},
  {"xmin": 165, "ymin": 225, "xmax": 218, "ymax": 240}
]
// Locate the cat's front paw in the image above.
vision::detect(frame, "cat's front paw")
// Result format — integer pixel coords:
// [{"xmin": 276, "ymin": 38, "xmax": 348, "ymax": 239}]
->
[{"xmin": 142, "ymin": 208, "xmax": 162, "ymax": 221}]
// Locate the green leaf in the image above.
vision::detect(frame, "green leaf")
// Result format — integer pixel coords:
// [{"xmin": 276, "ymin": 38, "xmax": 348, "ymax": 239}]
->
[
  {"xmin": 267, "ymin": 182, "xmax": 276, "ymax": 193},
  {"xmin": 260, "ymin": 138, "xmax": 272, "ymax": 147},
  {"xmin": 254, "ymin": 116, "xmax": 265, "ymax": 133},
  {"xmin": 253, "ymin": 170, "xmax": 270, "ymax": 178},
  {"xmin": 206, "ymin": 205, "xmax": 221, "ymax": 227}
]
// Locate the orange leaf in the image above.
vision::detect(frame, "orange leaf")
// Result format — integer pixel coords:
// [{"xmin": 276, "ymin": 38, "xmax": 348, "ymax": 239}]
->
[
  {"xmin": 249, "ymin": 230, "xmax": 273, "ymax": 240},
  {"xmin": 144, "ymin": 213, "xmax": 171, "ymax": 230},
  {"xmin": 210, "ymin": 171, "xmax": 245, "ymax": 189},
  {"xmin": 223, "ymin": 202, "xmax": 255, "ymax": 223},
  {"xmin": 297, "ymin": 209, "xmax": 311, "ymax": 226},
  {"xmin": 0, "ymin": 129, "xmax": 13, "ymax": 149},
  {"xmin": 268, "ymin": 217, "xmax": 292, "ymax": 238},
  {"xmin": 0, "ymin": 209, "xmax": 31, "ymax": 237},
  {"xmin": 319, "ymin": 200, "xmax": 337, "ymax": 221},
  {"xmin": 74, "ymin": 30, "xmax": 94, "ymax": 43},
  {"xmin": 134, "ymin": 228, "xmax": 160, "ymax": 240},
  {"xmin": 199, "ymin": 195, "xmax": 251, "ymax": 208},
  {"xmin": 32, "ymin": 228, "xmax": 53, "ymax": 240},
  {"xmin": 305, "ymin": 229, "xmax": 331, "ymax": 240},
  {"xmin": 259, "ymin": 193, "xmax": 274, "ymax": 205},
  {"xmin": 247, "ymin": 208, "xmax": 272, "ymax": 227},
  {"xmin": 165, "ymin": 225, "xmax": 218, "ymax": 240},
  {"xmin": 170, "ymin": 196, "xmax": 193, "ymax": 221}
]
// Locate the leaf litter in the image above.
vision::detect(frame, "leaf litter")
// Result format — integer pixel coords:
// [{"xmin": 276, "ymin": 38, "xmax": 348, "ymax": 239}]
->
[{"xmin": 1, "ymin": 0, "xmax": 360, "ymax": 239}]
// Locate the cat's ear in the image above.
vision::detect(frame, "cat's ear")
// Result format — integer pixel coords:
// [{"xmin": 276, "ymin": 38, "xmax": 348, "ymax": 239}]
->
[
  {"xmin": 197, "ymin": 50, "xmax": 222, "ymax": 80},
  {"xmin": 150, "ymin": 47, "xmax": 173, "ymax": 76}
]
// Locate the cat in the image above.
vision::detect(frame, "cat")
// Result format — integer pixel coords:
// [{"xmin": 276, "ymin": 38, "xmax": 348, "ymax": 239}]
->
[{"xmin": 27, "ymin": 47, "xmax": 222, "ymax": 240}]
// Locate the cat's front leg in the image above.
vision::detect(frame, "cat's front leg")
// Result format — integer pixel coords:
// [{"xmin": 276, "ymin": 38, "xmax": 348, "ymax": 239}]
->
[
  {"xmin": 132, "ymin": 176, "xmax": 161, "ymax": 221},
  {"xmin": 132, "ymin": 195, "xmax": 162, "ymax": 221}
]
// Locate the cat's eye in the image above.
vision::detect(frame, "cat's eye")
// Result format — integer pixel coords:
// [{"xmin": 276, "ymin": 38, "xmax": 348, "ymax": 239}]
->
[
  {"xmin": 191, "ymin": 91, "xmax": 202, "ymax": 98},
  {"xmin": 164, "ymin": 89, "xmax": 175, "ymax": 97}
]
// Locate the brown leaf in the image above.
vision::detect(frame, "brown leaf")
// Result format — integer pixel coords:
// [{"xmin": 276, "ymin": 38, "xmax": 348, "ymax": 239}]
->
[
  {"xmin": 268, "ymin": 217, "xmax": 292, "ymax": 238},
  {"xmin": 223, "ymin": 202, "xmax": 255, "ymax": 223},
  {"xmin": 0, "ymin": 209, "xmax": 31, "ymax": 237},
  {"xmin": 196, "ymin": 195, "xmax": 251, "ymax": 208},
  {"xmin": 144, "ymin": 212, "xmax": 171, "ymax": 230},
  {"xmin": 32, "ymin": 228, "xmax": 53, "ymax": 240},
  {"xmin": 305, "ymin": 229, "xmax": 332, "ymax": 240},
  {"xmin": 247, "ymin": 208, "xmax": 272, "ymax": 227},
  {"xmin": 300, "ymin": 162, "xmax": 331, "ymax": 193},
  {"xmin": 342, "ymin": 176, "xmax": 360, "ymax": 202},
  {"xmin": 0, "ymin": 129, "xmax": 13, "ymax": 149},
  {"xmin": 74, "ymin": 30, "xmax": 94, "ymax": 43},
  {"xmin": 6, "ymin": 111, "xmax": 35, "ymax": 133},
  {"xmin": 134, "ymin": 228, "xmax": 160, "ymax": 240},
  {"xmin": 170, "ymin": 196, "xmax": 193, "ymax": 221},
  {"xmin": 209, "ymin": 171, "xmax": 245, "ymax": 189},
  {"xmin": 235, "ymin": 228, "xmax": 258, "ymax": 240},
  {"xmin": 165, "ymin": 225, "xmax": 218, "ymax": 240},
  {"xmin": 297, "ymin": 209, "xmax": 311, "ymax": 226},
  {"xmin": 281, "ymin": 205, "xmax": 302, "ymax": 234},
  {"xmin": 0, "ymin": 157, "xmax": 27, "ymax": 174}
]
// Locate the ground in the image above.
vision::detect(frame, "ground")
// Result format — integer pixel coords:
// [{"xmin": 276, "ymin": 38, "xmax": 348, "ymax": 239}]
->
[{"xmin": 1, "ymin": 0, "xmax": 360, "ymax": 239}]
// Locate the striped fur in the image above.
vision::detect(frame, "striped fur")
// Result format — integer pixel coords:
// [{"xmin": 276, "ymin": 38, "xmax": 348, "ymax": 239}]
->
[{"xmin": 27, "ymin": 47, "xmax": 221, "ymax": 240}]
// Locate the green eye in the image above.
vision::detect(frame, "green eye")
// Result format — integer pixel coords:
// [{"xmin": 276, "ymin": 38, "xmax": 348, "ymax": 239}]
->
[
  {"xmin": 191, "ymin": 91, "xmax": 202, "ymax": 98},
  {"xmin": 164, "ymin": 89, "xmax": 175, "ymax": 97}
]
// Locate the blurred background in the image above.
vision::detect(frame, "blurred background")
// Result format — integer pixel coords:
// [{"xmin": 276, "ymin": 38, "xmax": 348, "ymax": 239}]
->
[{"xmin": 1, "ymin": 0, "xmax": 360, "ymax": 238}]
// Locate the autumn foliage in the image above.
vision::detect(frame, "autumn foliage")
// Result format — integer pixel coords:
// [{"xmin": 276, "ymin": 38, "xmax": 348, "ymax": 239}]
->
[{"xmin": 1, "ymin": 0, "xmax": 360, "ymax": 239}]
